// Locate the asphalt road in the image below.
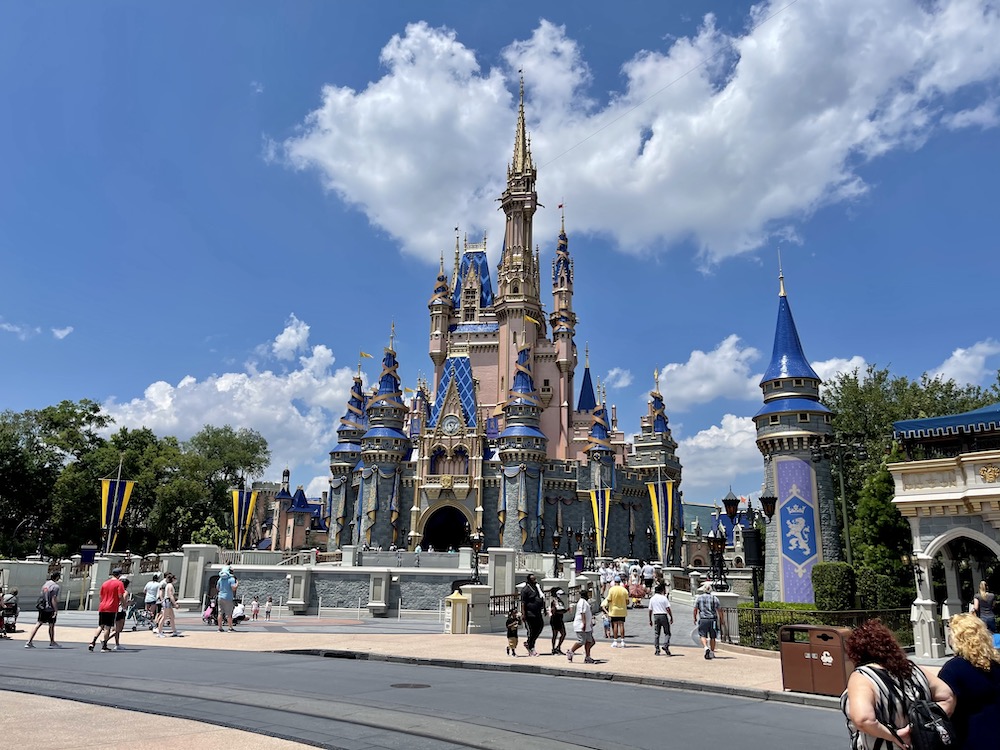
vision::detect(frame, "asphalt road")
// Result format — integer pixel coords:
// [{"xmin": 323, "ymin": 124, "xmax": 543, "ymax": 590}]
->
[{"xmin": 1, "ymin": 637, "xmax": 848, "ymax": 750}]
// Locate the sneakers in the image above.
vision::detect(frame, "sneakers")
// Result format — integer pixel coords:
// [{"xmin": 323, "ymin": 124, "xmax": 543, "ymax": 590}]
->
[
  {"xmin": 529, "ymin": 649, "xmax": 539, "ymax": 656},
  {"xmin": 584, "ymin": 657, "xmax": 597, "ymax": 664},
  {"xmin": 88, "ymin": 641, "xmax": 96, "ymax": 652},
  {"xmin": 566, "ymin": 650, "xmax": 574, "ymax": 662},
  {"xmin": 654, "ymin": 648, "xmax": 660, "ymax": 655},
  {"xmin": 24, "ymin": 642, "xmax": 35, "ymax": 648},
  {"xmin": 610, "ymin": 641, "xmax": 618, "ymax": 648},
  {"xmin": 615, "ymin": 640, "xmax": 624, "ymax": 649},
  {"xmin": 704, "ymin": 647, "xmax": 712, "ymax": 660},
  {"xmin": 664, "ymin": 647, "xmax": 672, "ymax": 656},
  {"xmin": 48, "ymin": 643, "xmax": 62, "ymax": 649}
]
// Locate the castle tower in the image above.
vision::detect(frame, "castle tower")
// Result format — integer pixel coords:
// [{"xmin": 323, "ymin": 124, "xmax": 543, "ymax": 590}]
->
[
  {"xmin": 550, "ymin": 210, "xmax": 578, "ymax": 459},
  {"xmin": 495, "ymin": 77, "xmax": 545, "ymax": 405},
  {"xmin": 328, "ymin": 374, "xmax": 367, "ymax": 550},
  {"xmin": 754, "ymin": 270, "xmax": 837, "ymax": 603},
  {"xmin": 359, "ymin": 337, "xmax": 411, "ymax": 548},
  {"xmin": 428, "ymin": 252, "xmax": 453, "ymax": 385},
  {"xmin": 497, "ymin": 347, "xmax": 547, "ymax": 551}
]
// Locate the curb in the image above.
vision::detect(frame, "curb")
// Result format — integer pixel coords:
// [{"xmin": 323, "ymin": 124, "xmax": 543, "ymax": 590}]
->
[{"xmin": 278, "ymin": 648, "xmax": 841, "ymax": 710}]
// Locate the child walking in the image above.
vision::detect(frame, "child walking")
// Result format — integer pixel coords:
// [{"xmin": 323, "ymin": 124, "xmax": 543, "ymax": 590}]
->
[{"xmin": 505, "ymin": 607, "xmax": 520, "ymax": 656}]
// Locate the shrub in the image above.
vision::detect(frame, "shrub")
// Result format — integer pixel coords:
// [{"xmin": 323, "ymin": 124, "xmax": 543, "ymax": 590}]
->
[
  {"xmin": 813, "ymin": 561, "xmax": 856, "ymax": 610},
  {"xmin": 857, "ymin": 567, "xmax": 879, "ymax": 609}
]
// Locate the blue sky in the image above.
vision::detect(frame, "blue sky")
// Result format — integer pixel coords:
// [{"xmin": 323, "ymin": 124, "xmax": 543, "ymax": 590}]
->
[{"xmin": 2, "ymin": 1, "xmax": 999, "ymax": 504}]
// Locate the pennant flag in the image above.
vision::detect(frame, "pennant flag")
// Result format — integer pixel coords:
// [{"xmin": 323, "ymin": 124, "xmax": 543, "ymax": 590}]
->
[
  {"xmin": 403, "ymin": 387, "xmax": 415, "ymax": 393},
  {"xmin": 232, "ymin": 489, "xmax": 258, "ymax": 550},
  {"xmin": 359, "ymin": 351, "xmax": 374, "ymax": 359},
  {"xmin": 524, "ymin": 314, "xmax": 540, "ymax": 325},
  {"xmin": 557, "ymin": 203, "xmax": 564, "ymax": 209},
  {"xmin": 101, "ymin": 478, "xmax": 135, "ymax": 553}
]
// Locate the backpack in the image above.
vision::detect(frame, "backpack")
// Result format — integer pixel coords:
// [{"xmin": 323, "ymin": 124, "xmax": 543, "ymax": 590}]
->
[
  {"xmin": 873, "ymin": 666, "xmax": 954, "ymax": 750},
  {"xmin": 35, "ymin": 585, "xmax": 53, "ymax": 612}
]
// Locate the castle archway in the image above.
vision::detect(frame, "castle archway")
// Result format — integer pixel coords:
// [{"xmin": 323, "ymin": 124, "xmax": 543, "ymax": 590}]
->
[{"xmin": 419, "ymin": 504, "xmax": 472, "ymax": 552}]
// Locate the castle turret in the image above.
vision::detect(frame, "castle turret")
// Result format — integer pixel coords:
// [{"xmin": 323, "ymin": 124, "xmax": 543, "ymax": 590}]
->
[
  {"xmin": 497, "ymin": 347, "xmax": 547, "ymax": 550},
  {"xmin": 328, "ymin": 373, "xmax": 367, "ymax": 549},
  {"xmin": 755, "ymin": 270, "xmax": 836, "ymax": 603},
  {"xmin": 359, "ymin": 337, "xmax": 411, "ymax": 548},
  {"xmin": 428, "ymin": 251, "xmax": 454, "ymax": 381},
  {"xmin": 550, "ymin": 210, "xmax": 577, "ymax": 459}
]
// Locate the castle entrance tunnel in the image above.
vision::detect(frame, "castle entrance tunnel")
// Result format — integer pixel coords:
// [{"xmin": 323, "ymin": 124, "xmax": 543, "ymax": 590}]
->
[{"xmin": 420, "ymin": 505, "xmax": 470, "ymax": 552}]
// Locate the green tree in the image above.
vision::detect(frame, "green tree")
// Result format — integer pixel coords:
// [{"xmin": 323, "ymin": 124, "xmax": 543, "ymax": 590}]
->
[
  {"xmin": 0, "ymin": 411, "xmax": 62, "ymax": 556},
  {"xmin": 190, "ymin": 516, "xmax": 231, "ymax": 547}
]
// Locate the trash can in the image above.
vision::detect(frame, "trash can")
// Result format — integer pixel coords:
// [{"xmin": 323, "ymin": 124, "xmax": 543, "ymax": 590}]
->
[
  {"xmin": 779, "ymin": 625, "xmax": 854, "ymax": 696},
  {"xmin": 444, "ymin": 590, "xmax": 469, "ymax": 634}
]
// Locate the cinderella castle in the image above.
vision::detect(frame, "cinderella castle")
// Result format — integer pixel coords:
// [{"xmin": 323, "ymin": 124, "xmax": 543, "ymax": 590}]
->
[{"xmin": 325, "ymin": 84, "xmax": 683, "ymax": 557}]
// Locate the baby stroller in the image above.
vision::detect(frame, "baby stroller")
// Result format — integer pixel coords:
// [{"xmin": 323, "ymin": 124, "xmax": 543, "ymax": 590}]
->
[
  {"xmin": 1, "ymin": 604, "xmax": 16, "ymax": 638},
  {"xmin": 202, "ymin": 599, "xmax": 218, "ymax": 626},
  {"xmin": 126, "ymin": 601, "xmax": 154, "ymax": 631}
]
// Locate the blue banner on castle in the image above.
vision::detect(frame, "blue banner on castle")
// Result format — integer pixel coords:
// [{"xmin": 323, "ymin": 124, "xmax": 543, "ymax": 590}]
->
[{"xmin": 776, "ymin": 457, "xmax": 821, "ymax": 603}]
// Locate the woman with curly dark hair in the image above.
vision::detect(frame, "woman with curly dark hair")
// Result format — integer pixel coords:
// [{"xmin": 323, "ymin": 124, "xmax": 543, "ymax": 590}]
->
[
  {"xmin": 841, "ymin": 619, "xmax": 953, "ymax": 750},
  {"xmin": 939, "ymin": 613, "xmax": 1000, "ymax": 749}
]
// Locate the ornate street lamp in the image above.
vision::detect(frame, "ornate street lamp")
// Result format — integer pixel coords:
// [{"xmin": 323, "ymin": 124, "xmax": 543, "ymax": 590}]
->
[
  {"xmin": 538, "ymin": 519, "xmax": 546, "ymax": 552},
  {"xmin": 646, "ymin": 525, "xmax": 654, "ymax": 559},
  {"xmin": 811, "ymin": 437, "xmax": 867, "ymax": 567},
  {"xmin": 552, "ymin": 527, "xmax": 562, "ymax": 577},
  {"xmin": 707, "ymin": 524, "xmax": 729, "ymax": 591},
  {"xmin": 586, "ymin": 527, "xmax": 596, "ymax": 570},
  {"xmin": 471, "ymin": 527, "xmax": 483, "ymax": 585}
]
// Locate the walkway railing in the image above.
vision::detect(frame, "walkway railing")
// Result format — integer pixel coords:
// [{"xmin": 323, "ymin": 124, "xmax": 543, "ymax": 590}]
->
[{"xmin": 733, "ymin": 606, "xmax": 912, "ymax": 650}]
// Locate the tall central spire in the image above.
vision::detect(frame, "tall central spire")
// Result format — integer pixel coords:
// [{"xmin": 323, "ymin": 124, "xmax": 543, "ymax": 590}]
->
[{"xmin": 512, "ymin": 74, "xmax": 531, "ymax": 174}]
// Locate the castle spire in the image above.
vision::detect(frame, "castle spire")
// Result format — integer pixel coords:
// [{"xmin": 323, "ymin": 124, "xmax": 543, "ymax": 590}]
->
[
  {"xmin": 760, "ymin": 270, "xmax": 819, "ymax": 384},
  {"xmin": 512, "ymin": 73, "xmax": 531, "ymax": 173}
]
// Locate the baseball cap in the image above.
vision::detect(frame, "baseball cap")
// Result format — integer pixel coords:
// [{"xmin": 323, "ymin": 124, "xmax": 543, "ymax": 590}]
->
[
  {"xmin": 111, "ymin": 568, "xmax": 123, "ymax": 576},
  {"xmin": 613, "ymin": 575, "xmax": 622, "ymax": 582}
]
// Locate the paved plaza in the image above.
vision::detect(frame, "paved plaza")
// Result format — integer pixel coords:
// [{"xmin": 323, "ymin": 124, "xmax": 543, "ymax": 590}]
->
[{"xmin": 0, "ymin": 600, "xmax": 858, "ymax": 749}]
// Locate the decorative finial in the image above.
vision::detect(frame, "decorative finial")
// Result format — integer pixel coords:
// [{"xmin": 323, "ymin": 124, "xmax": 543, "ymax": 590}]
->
[
  {"xmin": 560, "ymin": 199, "xmax": 565, "ymax": 233},
  {"xmin": 778, "ymin": 248, "xmax": 786, "ymax": 297},
  {"xmin": 389, "ymin": 320, "xmax": 395, "ymax": 351},
  {"xmin": 654, "ymin": 368, "xmax": 660, "ymax": 393}
]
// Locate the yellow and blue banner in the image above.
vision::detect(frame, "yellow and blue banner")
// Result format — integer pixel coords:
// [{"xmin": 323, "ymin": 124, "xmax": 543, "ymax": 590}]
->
[
  {"xmin": 646, "ymin": 480, "xmax": 676, "ymax": 562},
  {"xmin": 231, "ymin": 489, "xmax": 258, "ymax": 550},
  {"xmin": 589, "ymin": 488, "xmax": 611, "ymax": 557},
  {"xmin": 101, "ymin": 478, "xmax": 135, "ymax": 552}
]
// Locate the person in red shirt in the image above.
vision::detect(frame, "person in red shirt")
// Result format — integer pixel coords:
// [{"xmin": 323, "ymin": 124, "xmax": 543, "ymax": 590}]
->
[{"xmin": 88, "ymin": 568, "xmax": 126, "ymax": 652}]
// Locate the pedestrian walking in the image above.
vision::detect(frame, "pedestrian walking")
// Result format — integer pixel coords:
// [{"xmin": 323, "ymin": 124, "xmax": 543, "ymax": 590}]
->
[
  {"xmin": 25, "ymin": 572, "xmax": 61, "ymax": 649},
  {"xmin": 549, "ymin": 587, "xmax": 567, "ymax": 655},
  {"xmin": 89, "ymin": 568, "xmax": 126, "ymax": 652},
  {"xmin": 938, "ymin": 612, "xmax": 1000, "ymax": 750},
  {"xmin": 842, "ymin": 619, "xmax": 953, "ymax": 750},
  {"xmin": 111, "ymin": 578, "xmax": 133, "ymax": 650},
  {"xmin": 648, "ymin": 583, "xmax": 673, "ymax": 655},
  {"xmin": 251, "ymin": 595, "xmax": 260, "ymax": 621},
  {"xmin": 693, "ymin": 582, "xmax": 722, "ymax": 659},
  {"xmin": 265, "ymin": 595, "xmax": 273, "ymax": 621},
  {"xmin": 520, "ymin": 574, "xmax": 545, "ymax": 656},
  {"xmin": 142, "ymin": 574, "xmax": 160, "ymax": 621},
  {"xmin": 216, "ymin": 565, "xmax": 238, "ymax": 631},
  {"xmin": 598, "ymin": 562, "xmax": 612, "ymax": 596},
  {"xmin": 155, "ymin": 573, "xmax": 179, "ymax": 637},
  {"xmin": 505, "ymin": 607, "xmax": 520, "ymax": 656},
  {"xmin": 566, "ymin": 589, "xmax": 596, "ymax": 663},
  {"xmin": 606, "ymin": 575, "xmax": 629, "ymax": 648},
  {"xmin": 641, "ymin": 561, "xmax": 656, "ymax": 592},
  {"xmin": 973, "ymin": 581, "xmax": 996, "ymax": 633}
]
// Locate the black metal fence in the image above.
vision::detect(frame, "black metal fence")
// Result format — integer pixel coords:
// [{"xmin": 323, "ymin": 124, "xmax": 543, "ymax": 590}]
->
[{"xmin": 733, "ymin": 606, "xmax": 913, "ymax": 650}]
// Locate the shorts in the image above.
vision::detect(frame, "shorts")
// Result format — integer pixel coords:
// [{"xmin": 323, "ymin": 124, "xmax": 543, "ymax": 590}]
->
[
  {"xmin": 697, "ymin": 618, "xmax": 718, "ymax": 638},
  {"xmin": 610, "ymin": 616, "xmax": 626, "ymax": 624},
  {"xmin": 115, "ymin": 611, "xmax": 126, "ymax": 622},
  {"xmin": 98, "ymin": 611, "xmax": 116, "ymax": 627},
  {"xmin": 217, "ymin": 598, "xmax": 235, "ymax": 617},
  {"xmin": 507, "ymin": 635, "xmax": 518, "ymax": 648},
  {"xmin": 644, "ymin": 578, "xmax": 654, "ymax": 589},
  {"xmin": 576, "ymin": 631, "xmax": 595, "ymax": 645},
  {"xmin": 550, "ymin": 612, "xmax": 566, "ymax": 632},
  {"xmin": 36, "ymin": 610, "xmax": 56, "ymax": 624},
  {"xmin": 162, "ymin": 599, "xmax": 174, "ymax": 610}
]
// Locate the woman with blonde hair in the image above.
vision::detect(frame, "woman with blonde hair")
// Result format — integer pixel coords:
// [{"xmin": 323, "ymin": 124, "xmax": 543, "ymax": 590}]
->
[
  {"xmin": 972, "ymin": 580, "xmax": 996, "ymax": 633},
  {"xmin": 939, "ymin": 613, "xmax": 1000, "ymax": 749}
]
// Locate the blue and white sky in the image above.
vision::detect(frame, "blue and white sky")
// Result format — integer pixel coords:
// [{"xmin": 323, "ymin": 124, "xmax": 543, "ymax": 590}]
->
[{"xmin": 3, "ymin": 1, "xmax": 999, "ymax": 503}]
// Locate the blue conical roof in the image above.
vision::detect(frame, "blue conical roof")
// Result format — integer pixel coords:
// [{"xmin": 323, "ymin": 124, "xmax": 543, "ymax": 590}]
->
[
  {"xmin": 761, "ymin": 292, "xmax": 819, "ymax": 384},
  {"xmin": 577, "ymin": 364, "xmax": 597, "ymax": 411},
  {"xmin": 451, "ymin": 249, "xmax": 495, "ymax": 310},
  {"xmin": 586, "ymin": 405, "xmax": 614, "ymax": 454},
  {"xmin": 506, "ymin": 347, "xmax": 540, "ymax": 407},
  {"xmin": 370, "ymin": 348, "xmax": 404, "ymax": 407},
  {"xmin": 337, "ymin": 376, "xmax": 368, "ymax": 433},
  {"xmin": 651, "ymin": 392, "xmax": 669, "ymax": 434},
  {"xmin": 552, "ymin": 229, "xmax": 571, "ymax": 284}
]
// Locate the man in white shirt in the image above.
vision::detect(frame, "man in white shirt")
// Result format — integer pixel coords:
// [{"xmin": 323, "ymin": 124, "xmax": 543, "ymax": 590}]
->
[
  {"xmin": 566, "ymin": 589, "xmax": 596, "ymax": 664},
  {"xmin": 598, "ymin": 563, "xmax": 612, "ymax": 595},
  {"xmin": 648, "ymin": 583, "xmax": 673, "ymax": 655},
  {"xmin": 142, "ymin": 575, "xmax": 161, "ymax": 621}
]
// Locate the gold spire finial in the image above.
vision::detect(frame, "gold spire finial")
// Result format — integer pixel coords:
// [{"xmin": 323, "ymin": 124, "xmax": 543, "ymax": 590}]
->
[{"xmin": 778, "ymin": 248, "xmax": 786, "ymax": 297}]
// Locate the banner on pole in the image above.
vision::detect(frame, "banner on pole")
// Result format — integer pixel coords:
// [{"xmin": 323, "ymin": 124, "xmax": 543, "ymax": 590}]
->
[
  {"xmin": 101, "ymin": 478, "xmax": 135, "ymax": 553},
  {"xmin": 231, "ymin": 489, "xmax": 259, "ymax": 550}
]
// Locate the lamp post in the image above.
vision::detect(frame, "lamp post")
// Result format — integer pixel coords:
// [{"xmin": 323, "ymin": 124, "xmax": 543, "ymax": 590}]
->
[
  {"xmin": 471, "ymin": 528, "xmax": 483, "ymax": 585},
  {"xmin": 646, "ymin": 525, "xmax": 654, "ymax": 559},
  {"xmin": 811, "ymin": 437, "xmax": 867, "ymax": 567},
  {"xmin": 586, "ymin": 527, "xmax": 596, "ymax": 570},
  {"xmin": 538, "ymin": 519, "xmax": 546, "ymax": 553},
  {"xmin": 707, "ymin": 523, "xmax": 729, "ymax": 592},
  {"xmin": 628, "ymin": 528, "xmax": 635, "ymax": 558},
  {"xmin": 552, "ymin": 528, "xmax": 562, "ymax": 577},
  {"xmin": 573, "ymin": 528, "xmax": 584, "ymax": 573}
]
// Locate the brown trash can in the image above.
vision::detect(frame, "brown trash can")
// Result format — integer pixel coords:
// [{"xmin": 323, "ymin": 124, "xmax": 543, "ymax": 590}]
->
[{"xmin": 779, "ymin": 625, "xmax": 855, "ymax": 696}]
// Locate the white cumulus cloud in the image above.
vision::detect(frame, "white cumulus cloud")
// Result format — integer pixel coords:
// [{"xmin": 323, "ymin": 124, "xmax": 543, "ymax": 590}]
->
[
  {"xmin": 660, "ymin": 335, "xmax": 761, "ymax": 411},
  {"xmin": 280, "ymin": 2, "xmax": 1000, "ymax": 266},
  {"xmin": 102, "ymin": 317, "xmax": 357, "ymax": 483},
  {"xmin": 676, "ymin": 414, "xmax": 762, "ymax": 491},
  {"xmin": 812, "ymin": 355, "xmax": 869, "ymax": 390},
  {"xmin": 51, "ymin": 326, "xmax": 74, "ymax": 340},
  {"xmin": 605, "ymin": 367, "xmax": 633, "ymax": 389},
  {"xmin": 930, "ymin": 339, "xmax": 1000, "ymax": 385}
]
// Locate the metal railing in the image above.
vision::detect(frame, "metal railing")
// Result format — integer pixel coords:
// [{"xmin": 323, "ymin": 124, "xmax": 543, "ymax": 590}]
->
[{"xmin": 734, "ymin": 606, "xmax": 913, "ymax": 650}]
